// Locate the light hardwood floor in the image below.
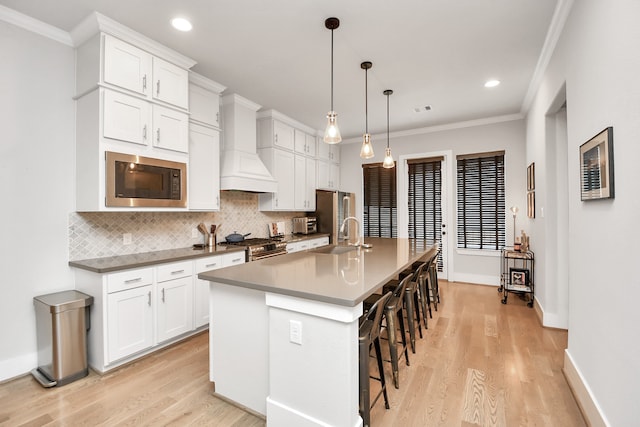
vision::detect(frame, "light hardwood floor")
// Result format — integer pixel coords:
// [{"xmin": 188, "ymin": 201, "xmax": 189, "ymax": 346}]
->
[{"xmin": 0, "ymin": 281, "xmax": 585, "ymax": 426}]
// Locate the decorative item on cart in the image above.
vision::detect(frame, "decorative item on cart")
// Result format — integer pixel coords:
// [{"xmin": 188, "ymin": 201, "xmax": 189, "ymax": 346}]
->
[
  {"xmin": 520, "ymin": 230, "xmax": 530, "ymax": 253},
  {"xmin": 509, "ymin": 268, "xmax": 530, "ymax": 291},
  {"xmin": 580, "ymin": 126, "xmax": 614, "ymax": 200}
]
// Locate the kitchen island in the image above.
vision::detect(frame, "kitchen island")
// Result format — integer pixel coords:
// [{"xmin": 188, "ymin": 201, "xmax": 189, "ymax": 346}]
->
[{"xmin": 198, "ymin": 237, "xmax": 435, "ymax": 427}]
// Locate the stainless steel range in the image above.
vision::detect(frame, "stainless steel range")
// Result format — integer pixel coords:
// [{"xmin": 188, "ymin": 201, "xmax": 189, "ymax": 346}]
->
[{"xmin": 219, "ymin": 238, "xmax": 288, "ymax": 262}]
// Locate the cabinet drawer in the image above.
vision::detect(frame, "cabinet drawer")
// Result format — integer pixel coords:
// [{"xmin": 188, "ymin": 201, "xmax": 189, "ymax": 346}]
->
[
  {"xmin": 107, "ymin": 268, "xmax": 153, "ymax": 294},
  {"xmin": 156, "ymin": 261, "xmax": 193, "ymax": 282},
  {"xmin": 222, "ymin": 251, "xmax": 246, "ymax": 267},
  {"xmin": 195, "ymin": 255, "xmax": 225, "ymax": 272}
]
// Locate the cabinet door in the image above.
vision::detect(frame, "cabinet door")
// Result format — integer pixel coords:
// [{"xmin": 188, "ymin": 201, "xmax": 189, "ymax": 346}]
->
[
  {"xmin": 103, "ymin": 89, "xmax": 150, "ymax": 146},
  {"xmin": 317, "ymin": 160, "xmax": 339, "ymax": 190},
  {"xmin": 309, "ymin": 237, "xmax": 329, "ymax": 248},
  {"xmin": 273, "ymin": 120, "xmax": 295, "ymax": 150},
  {"xmin": 294, "ymin": 154, "xmax": 307, "ymax": 210},
  {"xmin": 189, "ymin": 84, "xmax": 221, "ymax": 129},
  {"xmin": 157, "ymin": 276, "xmax": 194, "ymax": 343},
  {"xmin": 305, "ymin": 133, "xmax": 317, "ymax": 157},
  {"xmin": 286, "ymin": 242, "xmax": 299, "ymax": 253},
  {"xmin": 107, "ymin": 285, "xmax": 153, "ymax": 363},
  {"xmin": 306, "ymin": 157, "xmax": 317, "ymax": 211},
  {"xmin": 274, "ymin": 149, "xmax": 295, "ymax": 209},
  {"xmin": 194, "ymin": 256, "xmax": 225, "ymax": 328},
  {"xmin": 189, "ymin": 124, "xmax": 220, "ymax": 210},
  {"xmin": 103, "ymin": 35, "xmax": 151, "ymax": 96},
  {"xmin": 222, "ymin": 251, "xmax": 246, "ymax": 267},
  {"xmin": 153, "ymin": 105, "xmax": 189, "ymax": 152},
  {"xmin": 294, "ymin": 129, "xmax": 307, "ymax": 154},
  {"xmin": 153, "ymin": 57, "xmax": 189, "ymax": 109}
]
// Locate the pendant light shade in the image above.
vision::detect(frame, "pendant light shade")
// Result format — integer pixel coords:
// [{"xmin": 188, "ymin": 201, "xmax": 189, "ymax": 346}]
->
[
  {"xmin": 323, "ymin": 17, "xmax": 341, "ymax": 144},
  {"xmin": 382, "ymin": 89, "xmax": 395, "ymax": 168},
  {"xmin": 359, "ymin": 61, "xmax": 374, "ymax": 159}
]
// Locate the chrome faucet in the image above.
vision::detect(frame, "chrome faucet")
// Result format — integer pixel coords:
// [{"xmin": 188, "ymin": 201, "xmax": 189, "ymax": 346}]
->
[{"xmin": 340, "ymin": 216, "xmax": 361, "ymax": 247}]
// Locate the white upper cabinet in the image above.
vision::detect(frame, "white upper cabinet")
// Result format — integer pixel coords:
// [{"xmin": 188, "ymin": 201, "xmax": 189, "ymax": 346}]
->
[
  {"xmin": 152, "ymin": 104, "xmax": 189, "ymax": 152},
  {"xmin": 103, "ymin": 90, "xmax": 150, "ymax": 146},
  {"xmin": 152, "ymin": 57, "xmax": 189, "ymax": 109},
  {"xmin": 273, "ymin": 120, "xmax": 295, "ymax": 150},
  {"xmin": 306, "ymin": 133, "xmax": 317, "ymax": 157},
  {"xmin": 103, "ymin": 35, "xmax": 151, "ymax": 96},
  {"xmin": 317, "ymin": 160, "xmax": 340, "ymax": 191},
  {"xmin": 294, "ymin": 155, "xmax": 316, "ymax": 211},
  {"xmin": 317, "ymin": 139, "xmax": 340, "ymax": 163},
  {"xmin": 188, "ymin": 72, "xmax": 225, "ymax": 130},
  {"xmin": 189, "ymin": 124, "xmax": 220, "ymax": 211},
  {"xmin": 294, "ymin": 129, "xmax": 316, "ymax": 156}
]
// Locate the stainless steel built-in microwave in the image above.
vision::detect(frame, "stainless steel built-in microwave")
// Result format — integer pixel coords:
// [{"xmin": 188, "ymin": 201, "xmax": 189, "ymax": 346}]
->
[{"xmin": 105, "ymin": 151, "xmax": 187, "ymax": 208}]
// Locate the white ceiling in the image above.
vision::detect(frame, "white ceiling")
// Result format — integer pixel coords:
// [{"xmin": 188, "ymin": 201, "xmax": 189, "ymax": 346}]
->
[{"xmin": 1, "ymin": 0, "xmax": 560, "ymax": 140}]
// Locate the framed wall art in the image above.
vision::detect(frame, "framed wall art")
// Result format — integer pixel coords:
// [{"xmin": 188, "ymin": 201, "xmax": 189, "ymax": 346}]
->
[
  {"xmin": 580, "ymin": 127, "xmax": 614, "ymax": 200},
  {"xmin": 527, "ymin": 162, "xmax": 535, "ymax": 191},
  {"xmin": 527, "ymin": 191, "xmax": 535, "ymax": 218}
]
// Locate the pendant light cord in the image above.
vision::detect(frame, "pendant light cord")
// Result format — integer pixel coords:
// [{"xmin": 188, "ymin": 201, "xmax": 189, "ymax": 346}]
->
[
  {"xmin": 365, "ymin": 67, "xmax": 368, "ymax": 133},
  {"xmin": 330, "ymin": 29, "xmax": 334, "ymax": 112},
  {"xmin": 386, "ymin": 92, "xmax": 390, "ymax": 148}
]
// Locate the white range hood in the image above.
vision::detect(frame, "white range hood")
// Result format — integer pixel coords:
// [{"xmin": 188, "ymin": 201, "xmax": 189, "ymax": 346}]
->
[{"xmin": 220, "ymin": 93, "xmax": 277, "ymax": 193}]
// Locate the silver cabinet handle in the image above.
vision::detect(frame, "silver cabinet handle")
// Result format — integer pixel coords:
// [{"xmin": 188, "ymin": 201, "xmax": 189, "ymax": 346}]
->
[
  {"xmin": 275, "ymin": 134, "xmax": 278, "ymax": 144},
  {"xmin": 171, "ymin": 269, "xmax": 185, "ymax": 275},
  {"xmin": 147, "ymin": 291, "xmax": 151, "ymax": 306},
  {"xmin": 156, "ymin": 80, "xmax": 160, "ymax": 95},
  {"xmin": 216, "ymin": 195, "xmax": 219, "ymax": 206},
  {"xmin": 124, "ymin": 277, "xmax": 142, "ymax": 284},
  {"xmin": 162, "ymin": 288, "xmax": 165, "ymax": 302},
  {"xmin": 216, "ymin": 112, "xmax": 219, "ymax": 124},
  {"xmin": 143, "ymin": 124, "xmax": 147, "ymax": 140},
  {"xmin": 205, "ymin": 263, "xmax": 218, "ymax": 268},
  {"xmin": 143, "ymin": 75, "xmax": 147, "ymax": 91},
  {"xmin": 232, "ymin": 258, "xmax": 242, "ymax": 263},
  {"xmin": 156, "ymin": 129, "xmax": 160, "ymax": 144}
]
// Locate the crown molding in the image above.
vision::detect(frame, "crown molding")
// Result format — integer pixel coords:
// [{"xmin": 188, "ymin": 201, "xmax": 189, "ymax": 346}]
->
[
  {"xmin": 520, "ymin": 0, "xmax": 575, "ymax": 113},
  {"xmin": 0, "ymin": 5, "xmax": 72, "ymax": 46},
  {"xmin": 222, "ymin": 93, "xmax": 261, "ymax": 112},
  {"xmin": 342, "ymin": 113, "xmax": 525, "ymax": 144},
  {"xmin": 189, "ymin": 71, "xmax": 227, "ymax": 94},
  {"xmin": 70, "ymin": 12, "xmax": 196, "ymax": 69}
]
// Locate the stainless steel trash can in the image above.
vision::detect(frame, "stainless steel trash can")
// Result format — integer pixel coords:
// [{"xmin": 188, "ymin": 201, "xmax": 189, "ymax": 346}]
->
[{"xmin": 31, "ymin": 290, "xmax": 93, "ymax": 387}]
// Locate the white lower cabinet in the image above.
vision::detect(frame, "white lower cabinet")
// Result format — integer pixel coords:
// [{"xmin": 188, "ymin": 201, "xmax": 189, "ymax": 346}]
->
[
  {"xmin": 107, "ymin": 284, "xmax": 154, "ymax": 363},
  {"xmin": 286, "ymin": 236, "xmax": 329, "ymax": 253},
  {"xmin": 74, "ymin": 252, "xmax": 244, "ymax": 373},
  {"xmin": 156, "ymin": 261, "xmax": 193, "ymax": 343}
]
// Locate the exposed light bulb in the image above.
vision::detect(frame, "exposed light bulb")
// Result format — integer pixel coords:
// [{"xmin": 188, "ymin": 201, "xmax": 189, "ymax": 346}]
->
[
  {"xmin": 324, "ymin": 111, "xmax": 341, "ymax": 144},
  {"xmin": 485, "ymin": 79, "xmax": 500, "ymax": 88},
  {"xmin": 382, "ymin": 147, "xmax": 395, "ymax": 168},
  {"xmin": 359, "ymin": 133, "xmax": 374, "ymax": 159}
]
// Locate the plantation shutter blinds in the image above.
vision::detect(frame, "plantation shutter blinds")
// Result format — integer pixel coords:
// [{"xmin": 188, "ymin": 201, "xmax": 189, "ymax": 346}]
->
[
  {"xmin": 362, "ymin": 163, "xmax": 397, "ymax": 237},
  {"xmin": 456, "ymin": 152, "xmax": 506, "ymax": 250}
]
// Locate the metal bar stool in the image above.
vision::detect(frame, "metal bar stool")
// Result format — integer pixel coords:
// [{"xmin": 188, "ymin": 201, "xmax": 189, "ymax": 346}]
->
[
  {"xmin": 363, "ymin": 275, "xmax": 411, "ymax": 389},
  {"xmin": 428, "ymin": 248, "xmax": 441, "ymax": 310},
  {"xmin": 359, "ymin": 291, "xmax": 393, "ymax": 427},
  {"xmin": 383, "ymin": 264, "xmax": 424, "ymax": 354}
]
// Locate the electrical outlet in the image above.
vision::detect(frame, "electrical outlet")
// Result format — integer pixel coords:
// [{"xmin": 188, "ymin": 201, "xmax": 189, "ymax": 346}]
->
[
  {"xmin": 289, "ymin": 320, "xmax": 302, "ymax": 345},
  {"xmin": 192, "ymin": 228, "xmax": 199, "ymax": 238},
  {"xmin": 123, "ymin": 233, "xmax": 132, "ymax": 245}
]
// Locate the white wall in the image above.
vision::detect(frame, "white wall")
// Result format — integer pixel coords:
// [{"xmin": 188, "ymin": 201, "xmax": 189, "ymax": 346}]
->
[
  {"xmin": 339, "ymin": 118, "xmax": 527, "ymax": 285},
  {"xmin": 0, "ymin": 21, "xmax": 76, "ymax": 380},
  {"xmin": 526, "ymin": 1, "xmax": 640, "ymax": 424}
]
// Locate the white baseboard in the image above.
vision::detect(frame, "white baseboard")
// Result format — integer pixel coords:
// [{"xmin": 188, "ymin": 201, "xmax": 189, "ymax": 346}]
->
[
  {"xmin": 451, "ymin": 272, "xmax": 500, "ymax": 286},
  {"xmin": 563, "ymin": 350, "xmax": 609, "ymax": 427},
  {"xmin": 0, "ymin": 351, "xmax": 37, "ymax": 383}
]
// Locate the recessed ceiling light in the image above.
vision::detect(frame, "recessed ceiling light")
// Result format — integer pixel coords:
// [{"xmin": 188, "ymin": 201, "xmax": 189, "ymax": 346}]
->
[
  {"xmin": 484, "ymin": 79, "xmax": 500, "ymax": 88},
  {"xmin": 171, "ymin": 17, "xmax": 192, "ymax": 32}
]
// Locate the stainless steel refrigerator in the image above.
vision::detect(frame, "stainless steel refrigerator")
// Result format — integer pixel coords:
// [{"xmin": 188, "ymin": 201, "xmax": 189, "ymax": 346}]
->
[{"xmin": 315, "ymin": 190, "xmax": 356, "ymax": 244}]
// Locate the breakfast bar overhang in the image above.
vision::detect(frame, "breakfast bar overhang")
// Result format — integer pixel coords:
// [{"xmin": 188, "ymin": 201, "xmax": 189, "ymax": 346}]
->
[{"xmin": 198, "ymin": 237, "xmax": 436, "ymax": 427}]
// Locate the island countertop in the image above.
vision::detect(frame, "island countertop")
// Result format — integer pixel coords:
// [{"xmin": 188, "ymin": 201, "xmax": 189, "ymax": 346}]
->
[{"xmin": 198, "ymin": 237, "xmax": 436, "ymax": 307}]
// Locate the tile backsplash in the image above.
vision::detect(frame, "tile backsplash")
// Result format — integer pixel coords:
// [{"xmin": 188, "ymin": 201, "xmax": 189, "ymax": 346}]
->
[{"xmin": 69, "ymin": 192, "xmax": 301, "ymax": 260}]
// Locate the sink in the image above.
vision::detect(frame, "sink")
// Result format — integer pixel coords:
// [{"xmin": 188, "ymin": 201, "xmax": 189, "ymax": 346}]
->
[{"xmin": 311, "ymin": 245, "xmax": 359, "ymax": 255}]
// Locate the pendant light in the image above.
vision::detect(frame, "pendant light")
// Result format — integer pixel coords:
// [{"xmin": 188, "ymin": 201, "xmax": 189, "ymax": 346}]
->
[
  {"xmin": 382, "ymin": 89, "xmax": 395, "ymax": 168},
  {"xmin": 359, "ymin": 61, "xmax": 374, "ymax": 159},
  {"xmin": 323, "ymin": 17, "xmax": 341, "ymax": 144}
]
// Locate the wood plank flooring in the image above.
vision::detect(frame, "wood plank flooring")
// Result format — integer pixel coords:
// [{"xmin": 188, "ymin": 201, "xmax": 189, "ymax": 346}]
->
[{"xmin": 0, "ymin": 281, "xmax": 585, "ymax": 426}]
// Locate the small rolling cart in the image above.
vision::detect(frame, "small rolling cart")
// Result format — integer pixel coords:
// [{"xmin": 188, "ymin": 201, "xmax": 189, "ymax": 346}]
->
[{"xmin": 498, "ymin": 248, "xmax": 534, "ymax": 307}]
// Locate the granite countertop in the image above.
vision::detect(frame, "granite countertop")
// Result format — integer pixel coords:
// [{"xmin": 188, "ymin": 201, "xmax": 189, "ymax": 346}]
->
[
  {"xmin": 69, "ymin": 245, "xmax": 246, "ymax": 273},
  {"xmin": 68, "ymin": 233, "xmax": 331, "ymax": 274},
  {"xmin": 199, "ymin": 237, "xmax": 436, "ymax": 307}
]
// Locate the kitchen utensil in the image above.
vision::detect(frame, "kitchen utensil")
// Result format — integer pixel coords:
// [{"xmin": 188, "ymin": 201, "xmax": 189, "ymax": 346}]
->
[
  {"xmin": 197, "ymin": 223, "xmax": 209, "ymax": 236},
  {"xmin": 225, "ymin": 232, "xmax": 251, "ymax": 243}
]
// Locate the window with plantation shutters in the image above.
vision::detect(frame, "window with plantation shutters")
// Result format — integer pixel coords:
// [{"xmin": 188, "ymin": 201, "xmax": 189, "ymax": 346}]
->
[
  {"xmin": 362, "ymin": 163, "xmax": 397, "ymax": 237},
  {"xmin": 456, "ymin": 152, "xmax": 505, "ymax": 250}
]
